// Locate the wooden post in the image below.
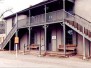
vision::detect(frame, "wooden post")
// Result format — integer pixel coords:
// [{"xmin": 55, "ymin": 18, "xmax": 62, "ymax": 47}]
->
[
  {"xmin": 15, "ymin": 13, "xmax": 18, "ymax": 58},
  {"xmin": 9, "ymin": 40, "xmax": 11, "ymax": 52},
  {"xmin": 44, "ymin": 25, "xmax": 47, "ymax": 52},
  {"xmin": 39, "ymin": 29, "xmax": 41, "ymax": 56},
  {"xmin": 29, "ymin": 10, "xmax": 31, "ymax": 26},
  {"xmin": 28, "ymin": 27, "xmax": 31, "ymax": 45},
  {"xmin": 28, "ymin": 10, "xmax": 31, "ymax": 53},
  {"xmin": 63, "ymin": 0, "xmax": 66, "ymax": 56},
  {"xmin": 83, "ymin": 26, "xmax": 86, "ymax": 59},
  {"xmin": 44, "ymin": 5, "xmax": 47, "ymax": 52}
]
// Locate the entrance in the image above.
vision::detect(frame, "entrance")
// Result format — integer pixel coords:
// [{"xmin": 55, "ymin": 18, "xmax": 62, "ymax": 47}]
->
[
  {"xmin": 66, "ymin": 26, "xmax": 73, "ymax": 44},
  {"xmin": 47, "ymin": 28, "xmax": 52, "ymax": 51}
]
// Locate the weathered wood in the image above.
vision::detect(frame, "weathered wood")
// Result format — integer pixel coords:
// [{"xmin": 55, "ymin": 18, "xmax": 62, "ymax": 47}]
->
[
  {"xmin": 27, "ymin": 44, "xmax": 39, "ymax": 50},
  {"xmin": 58, "ymin": 44, "xmax": 76, "ymax": 51}
]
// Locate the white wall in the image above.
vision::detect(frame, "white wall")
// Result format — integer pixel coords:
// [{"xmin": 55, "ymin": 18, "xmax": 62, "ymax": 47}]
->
[
  {"xmin": 6, "ymin": 18, "xmax": 12, "ymax": 35},
  {"xmin": 74, "ymin": 0, "xmax": 91, "ymax": 22}
]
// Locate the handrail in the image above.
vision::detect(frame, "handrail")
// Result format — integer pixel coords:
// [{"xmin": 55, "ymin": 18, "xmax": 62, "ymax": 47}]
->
[
  {"xmin": 1, "ymin": 24, "xmax": 17, "ymax": 49},
  {"xmin": 74, "ymin": 13, "xmax": 91, "ymax": 23},
  {"xmin": 64, "ymin": 10, "xmax": 91, "ymax": 31},
  {"xmin": 3, "ymin": 24, "xmax": 16, "ymax": 42},
  {"xmin": 64, "ymin": 10, "xmax": 91, "ymax": 24}
]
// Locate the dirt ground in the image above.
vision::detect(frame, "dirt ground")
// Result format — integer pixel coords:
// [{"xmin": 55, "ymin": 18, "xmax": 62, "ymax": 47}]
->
[{"xmin": 0, "ymin": 51, "xmax": 91, "ymax": 68}]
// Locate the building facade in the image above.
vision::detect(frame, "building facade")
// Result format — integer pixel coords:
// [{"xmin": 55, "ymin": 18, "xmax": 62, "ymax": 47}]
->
[{"xmin": 1, "ymin": 0, "xmax": 91, "ymax": 59}]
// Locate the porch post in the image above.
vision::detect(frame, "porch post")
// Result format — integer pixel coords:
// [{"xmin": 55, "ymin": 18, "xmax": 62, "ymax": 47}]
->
[
  {"xmin": 39, "ymin": 29, "xmax": 41, "ymax": 56},
  {"xmin": 83, "ymin": 27, "xmax": 86, "ymax": 59},
  {"xmin": 44, "ymin": 5, "xmax": 47, "ymax": 52},
  {"xmin": 63, "ymin": 24, "xmax": 66, "ymax": 56},
  {"xmin": 28, "ymin": 27, "xmax": 31, "ymax": 45},
  {"xmin": 15, "ymin": 13, "xmax": 18, "ymax": 57},
  {"xmin": 9, "ymin": 40, "xmax": 11, "ymax": 52},
  {"xmin": 28, "ymin": 9, "xmax": 31, "ymax": 45},
  {"xmin": 63, "ymin": 0, "xmax": 66, "ymax": 56},
  {"xmin": 29, "ymin": 9, "xmax": 31, "ymax": 26},
  {"xmin": 44, "ymin": 25, "xmax": 47, "ymax": 52},
  {"xmin": 15, "ymin": 13, "xmax": 18, "ymax": 39}
]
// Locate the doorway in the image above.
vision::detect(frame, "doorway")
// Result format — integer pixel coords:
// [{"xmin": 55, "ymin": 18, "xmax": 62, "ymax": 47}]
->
[{"xmin": 66, "ymin": 26, "xmax": 73, "ymax": 44}]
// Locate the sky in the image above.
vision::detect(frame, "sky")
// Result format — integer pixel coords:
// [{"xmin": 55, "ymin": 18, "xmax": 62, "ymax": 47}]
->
[{"xmin": 0, "ymin": 0, "xmax": 43, "ymax": 17}]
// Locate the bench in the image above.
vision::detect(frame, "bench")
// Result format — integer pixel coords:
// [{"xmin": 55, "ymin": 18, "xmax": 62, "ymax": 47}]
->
[
  {"xmin": 58, "ymin": 44, "xmax": 76, "ymax": 51},
  {"xmin": 27, "ymin": 44, "xmax": 39, "ymax": 50}
]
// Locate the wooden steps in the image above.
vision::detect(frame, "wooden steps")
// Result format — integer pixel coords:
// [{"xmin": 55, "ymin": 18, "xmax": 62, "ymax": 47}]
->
[
  {"xmin": 65, "ymin": 19, "xmax": 91, "ymax": 38},
  {"xmin": 46, "ymin": 51, "xmax": 75, "ymax": 57}
]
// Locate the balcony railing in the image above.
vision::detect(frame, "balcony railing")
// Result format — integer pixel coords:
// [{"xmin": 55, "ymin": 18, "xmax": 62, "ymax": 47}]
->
[
  {"xmin": 65, "ymin": 11, "xmax": 91, "ymax": 32},
  {"xmin": 17, "ymin": 9, "xmax": 66, "ymax": 28},
  {"xmin": 18, "ymin": 18, "xmax": 29, "ymax": 28},
  {"xmin": 30, "ymin": 14, "xmax": 45, "ymax": 26},
  {"xmin": 46, "ymin": 10, "xmax": 64, "ymax": 23},
  {"xmin": 1, "ymin": 24, "xmax": 17, "ymax": 49}
]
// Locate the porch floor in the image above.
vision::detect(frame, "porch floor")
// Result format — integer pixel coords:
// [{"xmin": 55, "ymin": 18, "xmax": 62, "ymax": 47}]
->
[{"xmin": 17, "ymin": 50, "xmax": 76, "ymax": 57}]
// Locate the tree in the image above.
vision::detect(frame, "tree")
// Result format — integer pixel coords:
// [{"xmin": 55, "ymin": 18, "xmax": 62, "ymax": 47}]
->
[
  {"xmin": 0, "ymin": 0, "xmax": 13, "ymax": 20},
  {"xmin": 0, "ymin": 8, "xmax": 13, "ymax": 19}
]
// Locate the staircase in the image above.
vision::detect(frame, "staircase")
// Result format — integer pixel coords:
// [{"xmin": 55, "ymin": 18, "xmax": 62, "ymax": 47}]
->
[
  {"xmin": 1, "ymin": 25, "xmax": 17, "ymax": 49},
  {"xmin": 64, "ymin": 11, "xmax": 91, "ymax": 41}
]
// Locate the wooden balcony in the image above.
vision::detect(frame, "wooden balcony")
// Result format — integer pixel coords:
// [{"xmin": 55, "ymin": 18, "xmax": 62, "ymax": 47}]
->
[
  {"xmin": 17, "ymin": 9, "xmax": 65, "ymax": 28},
  {"xmin": 30, "ymin": 14, "xmax": 45, "ymax": 26},
  {"xmin": 30, "ymin": 10, "xmax": 64, "ymax": 26},
  {"xmin": 46, "ymin": 10, "xmax": 64, "ymax": 23},
  {"xmin": 18, "ymin": 18, "xmax": 29, "ymax": 28}
]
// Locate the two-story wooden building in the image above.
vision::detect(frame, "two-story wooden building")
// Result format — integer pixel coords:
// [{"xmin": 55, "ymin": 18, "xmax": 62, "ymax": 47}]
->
[{"xmin": 1, "ymin": 0, "xmax": 91, "ymax": 59}]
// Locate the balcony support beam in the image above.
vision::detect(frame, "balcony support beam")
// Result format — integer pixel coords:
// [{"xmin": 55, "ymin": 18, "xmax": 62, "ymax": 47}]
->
[
  {"xmin": 63, "ymin": 23, "xmax": 66, "ymax": 56},
  {"xmin": 44, "ymin": 5, "xmax": 47, "ymax": 52},
  {"xmin": 28, "ymin": 27, "xmax": 31, "ymax": 45},
  {"xmin": 28, "ymin": 9, "xmax": 31, "ymax": 45},
  {"xmin": 44, "ymin": 25, "xmax": 47, "ymax": 52},
  {"xmin": 15, "ymin": 13, "xmax": 18, "ymax": 57},
  {"xmin": 63, "ymin": 0, "xmax": 66, "ymax": 56}
]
